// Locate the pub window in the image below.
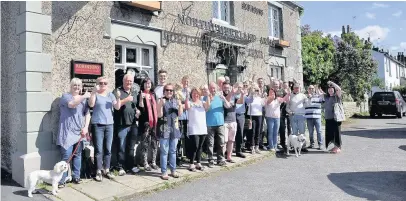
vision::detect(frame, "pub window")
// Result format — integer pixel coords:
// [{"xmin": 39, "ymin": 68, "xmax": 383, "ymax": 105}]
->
[
  {"xmin": 114, "ymin": 42, "xmax": 155, "ymax": 81},
  {"xmin": 268, "ymin": 4, "xmax": 282, "ymax": 39},
  {"xmin": 213, "ymin": 1, "xmax": 232, "ymax": 24},
  {"xmin": 269, "ymin": 66, "xmax": 282, "ymax": 79}
]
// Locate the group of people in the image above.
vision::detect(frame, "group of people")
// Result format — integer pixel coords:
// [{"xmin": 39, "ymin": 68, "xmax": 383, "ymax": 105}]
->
[{"xmin": 57, "ymin": 69, "xmax": 343, "ymax": 186}]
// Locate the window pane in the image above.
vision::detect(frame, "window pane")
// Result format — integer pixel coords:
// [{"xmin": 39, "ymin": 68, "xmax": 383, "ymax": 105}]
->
[
  {"xmin": 142, "ymin": 48, "xmax": 150, "ymax": 66},
  {"xmin": 213, "ymin": 1, "xmax": 219, "ymax": 18},
  {"xmin": 126, "ymin": 48, "xmax": 137, "ymax": 63},
  {"xmin": 115, "ymin": 45, "xmax": 122, "ymax": 63},
  {"xmin": 276, "ymin": 68, "xmax": 279, "ymax": 79},
  {"xmin": 273, "ymin": 20, "xmax": 279, "ymax": 38},
  {"xmin": 221, "ymin": 1, "xmax": 229, "ymax": 22}
]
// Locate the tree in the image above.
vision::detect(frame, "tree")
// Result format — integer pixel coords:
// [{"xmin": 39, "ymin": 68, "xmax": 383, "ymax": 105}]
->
[
  {"xmin": 331, "ymin": 31, "xmax": 378, "ymax": 103},
  {"xmin": 301, "ymin": 25, "xmax": 336, "ymax": 87}
]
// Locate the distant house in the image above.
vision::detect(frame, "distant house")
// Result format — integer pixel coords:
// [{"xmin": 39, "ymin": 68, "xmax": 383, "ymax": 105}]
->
[{"xmin": 371, "ymin": 48, "xmax": 406, "ymax": 95}]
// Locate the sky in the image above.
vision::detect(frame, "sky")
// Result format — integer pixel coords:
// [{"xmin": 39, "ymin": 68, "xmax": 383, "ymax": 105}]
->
[{"xmin": 299, "ymin": 1, "xmax": 406, "ymax": 54}]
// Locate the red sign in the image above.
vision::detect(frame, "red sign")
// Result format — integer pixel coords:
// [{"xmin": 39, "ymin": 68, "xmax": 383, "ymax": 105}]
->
[{"xmin": 74, "ymin": 63, "xmax": 102, "ymax": 75}]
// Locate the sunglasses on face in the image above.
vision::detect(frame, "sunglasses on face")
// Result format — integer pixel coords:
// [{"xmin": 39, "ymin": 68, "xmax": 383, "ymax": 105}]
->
[
  {"xmin": 255, "ymin": 90, "xmax": 259, "ymax": 92},
  {"xmin": 165, "ymin": 89, "xmax": 174, "ymax": 92},
  {"xmin": 99, "ymin": 82, "xmax": 108, "ymax": 85}
]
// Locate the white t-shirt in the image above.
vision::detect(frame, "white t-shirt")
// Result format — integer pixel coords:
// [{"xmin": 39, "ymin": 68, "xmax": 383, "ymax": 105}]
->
[
  {"xmin": 154, "ymin": 85, "xmax": 164, "ymax": 99},
  {"xmin": 247, "ymin": 96, "xmax": 265, "ymax": 116},
  {"xmin": 187, "ymin": 101, "xmax": 207, "ymax": 135},
  {"xmin": 265, "ymin": 99, "xmax": 282, "ymax": 118}
]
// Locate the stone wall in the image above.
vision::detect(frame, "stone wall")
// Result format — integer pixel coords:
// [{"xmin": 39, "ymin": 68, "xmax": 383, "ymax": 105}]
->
[
  {"xmin": 343, "ymin": 102, "xmax": 366, "ymax": 118},
  {"xmin": 1, "ymin": 1, "xmax": 20, "ymax": 171}
]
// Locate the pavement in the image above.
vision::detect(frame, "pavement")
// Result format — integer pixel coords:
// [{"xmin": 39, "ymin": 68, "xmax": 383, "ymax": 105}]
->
[{"xmin": 3, "ymin": 116, "xmax": 406, "ymax": 201}]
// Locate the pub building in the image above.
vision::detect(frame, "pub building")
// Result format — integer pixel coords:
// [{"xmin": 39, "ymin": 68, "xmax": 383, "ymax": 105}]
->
[{"xmin": 1, "ymin": 1, "xmax": 304, "ymax": 186}]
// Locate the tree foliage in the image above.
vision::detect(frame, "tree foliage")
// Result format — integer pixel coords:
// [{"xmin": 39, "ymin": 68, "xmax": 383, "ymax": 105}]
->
[
  {"xmin": 301, "ymin": 25, "xmax": 336, "ymax": 86},
  {"xmin": 330, "ymin": 32, "xmax": 378, "ymax": 103}
]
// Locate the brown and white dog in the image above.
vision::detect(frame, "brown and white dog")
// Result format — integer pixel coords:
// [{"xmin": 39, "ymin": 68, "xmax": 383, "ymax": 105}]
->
[{"xmin": 27, "ymin": 161, "xmax": 69, "ymax": 197}]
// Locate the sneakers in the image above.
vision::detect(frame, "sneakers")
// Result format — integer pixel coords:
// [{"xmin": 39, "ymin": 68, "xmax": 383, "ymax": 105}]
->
[
  {"xmin": 308, "ymin": 144, "xmax": 314, "ymax": 149},
  {"xmin": 131, "ymin": 167, "xmax": 140, "ymax": 173},
  {"xmin": 250, "ymin": 146, "xmax": 255, "ymax": 155},
  {"xmin": 118, "ymin": 168, "xmax": 126, "ymax": 176},
  {"xmin": 255, "ymin": 146, "xmax": 261, "ymax": 154},
  {"xmin": 144, "ymin": 165, "xmax": 152, "ymax": 171},
  {"xmin": 217, "ymin": 161, "xmax": 227, "ymax": 166},
  {"xmin": 207, "ymin": 161, "xmax": 214, "ymax": 168},
  {"xmin": 151, "ymin": 164, "xmax": 159, "ymax": 170},
  {"xmin": 269, "ymin": 149, "xmax": 276, "ymax": 152},
  {"xmin": 72, "ymin": 178, "xmax": 82, "ymax": 184},
  {"xmin": 105, "ymin": 171, "xmax": 115, "ymax": 180},
  {"xmin": 95, "ymin": 171, "xmax": 103, "ymax": 182},
  {"xmin": 236, "ymin": 152, "xmax": 246, "ymax": 158}
]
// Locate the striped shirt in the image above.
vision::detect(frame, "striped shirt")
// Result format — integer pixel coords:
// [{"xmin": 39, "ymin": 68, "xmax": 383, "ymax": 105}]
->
[{"xmin": 305, "ymin": 93, "xmax": 323, "ymax": 119}]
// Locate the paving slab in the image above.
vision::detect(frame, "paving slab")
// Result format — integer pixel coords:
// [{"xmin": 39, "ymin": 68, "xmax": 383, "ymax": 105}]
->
[
  {"xmin": 51, "ymin": 187, "xmax": 94, "ymax": 201},
  {"xmin": 114, "ymin": 174, "xmax": 159, "ymax": 193},
  {"xmin": 71, "ymin": 179, "xmax": 133, "ymax": 201}
]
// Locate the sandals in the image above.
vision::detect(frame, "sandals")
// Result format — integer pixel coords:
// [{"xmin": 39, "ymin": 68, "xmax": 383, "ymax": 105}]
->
[
  {"xmin": 188, "ymin": 165, "xmax": 196, "ymax": 172},
  {"xmin": 169, "ymin": 172, "xmax": 180, "ymax": 178},
  {"xmin": 195, "ymin": 165, "xmax": 205, "ymax": 171},
  {"xmin": 160, "ymin": 174, "xmax": 169, "ymax": 180}
]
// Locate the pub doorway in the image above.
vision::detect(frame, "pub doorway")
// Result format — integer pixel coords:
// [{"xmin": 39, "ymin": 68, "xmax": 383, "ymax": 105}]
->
[{"xmin": 212, "ymin": 44, "xmax": 240, "ymax": 84}]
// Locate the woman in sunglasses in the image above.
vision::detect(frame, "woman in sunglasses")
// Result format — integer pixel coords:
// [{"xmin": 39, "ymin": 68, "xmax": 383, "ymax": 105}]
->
[
  {"xmin": 245, "ymin": 84, "xmax": 267, "ymax": 154},
  {"xmin": 157, "ymin": 83, "xmax": 183, "ymax": 180},
  {"xmin": 89, "ymin": 76, "xmax": 121, "ymax": 182}
]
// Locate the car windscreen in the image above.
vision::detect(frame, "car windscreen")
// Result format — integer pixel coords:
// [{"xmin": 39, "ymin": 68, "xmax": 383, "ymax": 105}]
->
[{"xmin": 373, "ymin": 92, "xmax": 395, "ymax": 100}]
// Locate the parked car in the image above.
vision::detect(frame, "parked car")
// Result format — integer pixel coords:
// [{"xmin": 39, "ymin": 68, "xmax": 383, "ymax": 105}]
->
[{"xmin": 369, "ymin": 91, "xmax": 406, "ymax": 118}]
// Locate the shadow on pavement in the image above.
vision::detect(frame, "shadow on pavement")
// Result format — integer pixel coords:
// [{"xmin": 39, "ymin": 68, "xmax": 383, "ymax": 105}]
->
[
  {"xmin": 351, "ymin": 116, "xmax": 397, "ymax": 120},
  {"xmin": 342, "ymin": 127, "xmax": 406, "ymax": 139},
  {"xmin": 328, "ymin": 171, "xmax": 406, "ymax": 201},
  {"xmin": 398, "ymin": 145, "xmax": 406, "ymax": 151}
]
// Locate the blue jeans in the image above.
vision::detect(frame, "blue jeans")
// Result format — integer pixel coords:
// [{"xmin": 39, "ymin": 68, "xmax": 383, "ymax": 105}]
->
[
  {"xmin": 266, "ymin": 117, "xmax": 280, "ymax": 149},
  {"xmin": 92, "ymin": 124, "xmax": 114, "ymax": 171},
  {"xmin": 290, "ymin": 114, "xmax": 306, "ymax": 136},
  {"xmin": 307, "ymin": 118, "xmax": 323, "ymax": 146},
  {"xmin": 59, "ymin": 141, "xmax": 83, "ymax": 185},
  {"xmin": 160, "ymin": 138, "xmax": 178, "ymax": 174},
  {"xmin": 116, "ymin": 125, "xmax": 138, "ymax": 170}
]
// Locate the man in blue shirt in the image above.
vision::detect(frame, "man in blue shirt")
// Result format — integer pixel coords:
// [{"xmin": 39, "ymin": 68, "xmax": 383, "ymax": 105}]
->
[{"xmin": 204, "ymin": 82, "xmax": 231, "ymax": 167}]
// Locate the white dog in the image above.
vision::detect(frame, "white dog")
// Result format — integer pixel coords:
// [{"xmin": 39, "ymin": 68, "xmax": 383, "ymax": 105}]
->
[
  {"xmin": 287, "ymin": 134, "xmax": 306, "ymax": 157},
  {"xmin": 27, "ymin": 161, "xmax": 69, "ymax": 198}
]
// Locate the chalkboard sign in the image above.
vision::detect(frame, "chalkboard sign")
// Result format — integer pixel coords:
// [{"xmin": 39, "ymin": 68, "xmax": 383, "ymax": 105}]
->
[{"xmin": 71, "ymin": 60, "xmax": 104, "ymax": 94}]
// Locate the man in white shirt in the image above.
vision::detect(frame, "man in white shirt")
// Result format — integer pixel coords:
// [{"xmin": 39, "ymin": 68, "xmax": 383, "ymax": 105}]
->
[
  {"xmin": 305, "ymin": 85, "xmax": 324, "ymax": 149},
  {"xmin": 154, "ymin": 70, "xmax": 167, "ymax": 99},
  {"xmin": 286, "ymin": 83, "xmax": 308, "ymax": 152}
]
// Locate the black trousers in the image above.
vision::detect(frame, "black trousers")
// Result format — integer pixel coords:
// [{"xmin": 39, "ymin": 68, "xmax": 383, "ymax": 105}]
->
[
  {"xmin": 325, "ymin": 119, "xmax": 342, "ymax": 148},
  {"xmin": 250, "ymin": 116, "xmax": 263, "ymax": 146},
  {"xmin": 258, "ymin": 115, "xmax": 266, "ymax": 148},
  {"xmin": 187, "ymin": 135, "xmax": 206, "ymax": 163},
  {"xmin": 279, "ymin": 115, "xmax": 291, "ymax": 148},
  {"xmin": 235, "ymin": 113, "xmax": 246, "ymax": 153},
  {"xmin": 177, "ymin": 120, "xmax": 188, "ymax": 159}
]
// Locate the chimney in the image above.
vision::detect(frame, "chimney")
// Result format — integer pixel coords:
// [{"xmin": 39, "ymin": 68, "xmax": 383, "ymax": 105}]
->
[
  {"xmin": 342, "ymin": 26, "xmax": 345, "ymax": 35},
  {"xmin": 347, "ymin": 25, "xmax": 350, "ymax": 33},
  {"xmin": 368, "ymin": 37, "xmax": 370, "ymax": 42},
  {"xmin": 398, "ymin": 52, "xmax": 401, "ymax": 61}
]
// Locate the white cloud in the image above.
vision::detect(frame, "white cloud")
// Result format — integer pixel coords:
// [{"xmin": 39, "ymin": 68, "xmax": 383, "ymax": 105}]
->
[
  {"xmin": 391, "ymin": 46, "xmax": 399, "ymax": 51},
  {"xmin": 354, "ymin": 25, "xmax": 390, "ymax": 42},
  {"xmin": 324, "ymin": 25, "xmax": 390, "ymax": 42},
  {"xmin": 401, "ymin": 42, "xmax": 406, "ymax": 49},
  {"xmin": 392, "ymin": 11, "xmax": 403, "ymax": 17},
  {"xmin": 372, "ymin": 3, "xmax": 389, "ymax": 8},
  {"xmin": 365, "ymin": 12, "xmax": 376, "ymax": 19}
]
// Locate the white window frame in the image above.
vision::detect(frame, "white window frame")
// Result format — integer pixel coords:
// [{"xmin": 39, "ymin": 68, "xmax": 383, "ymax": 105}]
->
[
  {"xmin": 115, "ymin": 41, "xmax": 155, "ymax": 80},
  {"xmin": 396, "ymin": 63, "xmax": 399, "ymax": 78},
  {"xmin": 213, "ymin": 1, "xmax": 231, "ymax": 24},
  {"xmin": 269, "ymin": 65, "xmax": 282, "ymax": 80},
  {"xmin": 268, "ymin": 3, "xmax": 282, "ymax": 40}
]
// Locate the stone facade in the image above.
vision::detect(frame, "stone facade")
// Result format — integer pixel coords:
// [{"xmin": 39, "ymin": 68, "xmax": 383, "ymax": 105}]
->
[{"xmin": 1, "ymin": 1, "xmax": 303, "ymax": 186}]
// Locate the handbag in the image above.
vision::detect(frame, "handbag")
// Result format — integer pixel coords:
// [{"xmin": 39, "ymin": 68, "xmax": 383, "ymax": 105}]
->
[{"xmin": 333, "ymin": 95, "xmax": 345, "ymax": 122}]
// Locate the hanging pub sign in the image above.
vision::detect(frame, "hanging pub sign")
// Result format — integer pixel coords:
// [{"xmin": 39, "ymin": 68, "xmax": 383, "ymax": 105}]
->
[{"xmin": 71, "ymin": 60, "xmax": 104, "ymax": 94}]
